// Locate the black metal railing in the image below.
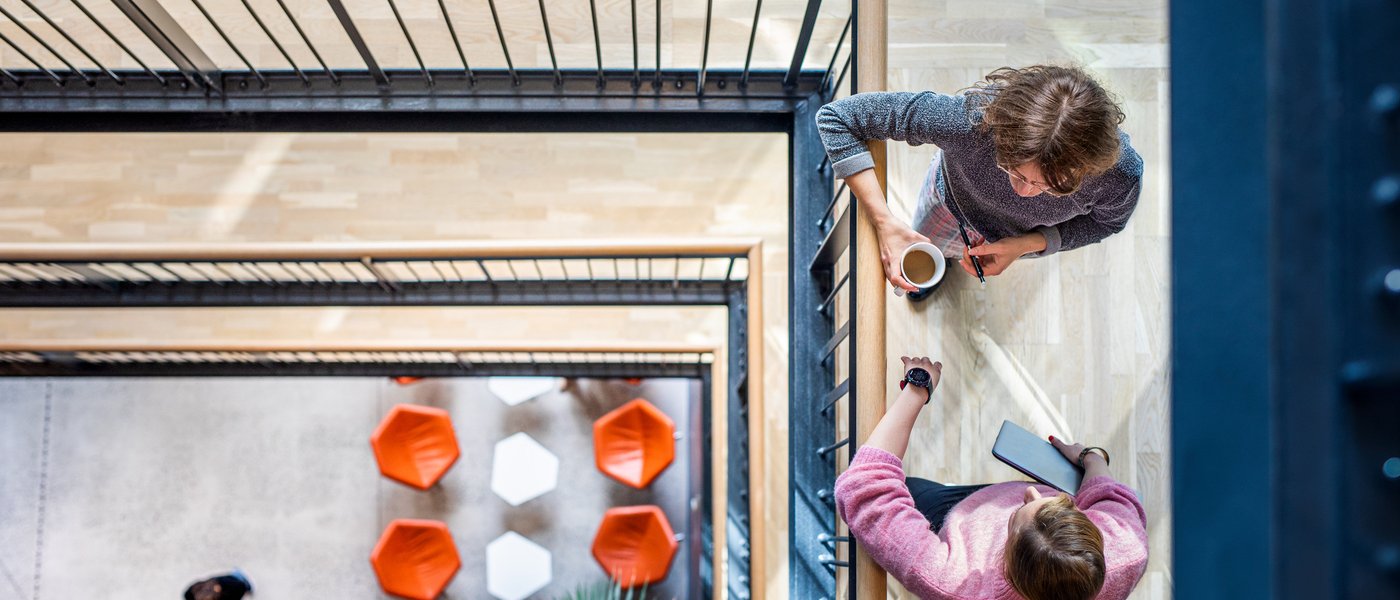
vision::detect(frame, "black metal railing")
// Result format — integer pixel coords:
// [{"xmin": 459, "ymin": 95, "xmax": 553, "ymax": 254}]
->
[
  {"xmin": 0, "ymin": 240, "xmax": 750, "ymax": 307},
  {"xmin": 0, "ymin": 343, "xmax": 713, "ymax": 378},
  {"xmin": 0, "ymin": 239, "xmax": 757, "ymax": 598},
  {"xmin": 789, "ymin": 2, "xmax": 858, "ymax": 596},
  {"xmin": 0, "ymin": 0, "xmax": 842, "ymax": 119}
]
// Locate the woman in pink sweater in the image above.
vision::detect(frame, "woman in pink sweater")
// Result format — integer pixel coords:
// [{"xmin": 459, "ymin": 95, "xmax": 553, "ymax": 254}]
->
[{"xmin": 834, "ymin": 357, "xmax": 1149, "ymax": 600}]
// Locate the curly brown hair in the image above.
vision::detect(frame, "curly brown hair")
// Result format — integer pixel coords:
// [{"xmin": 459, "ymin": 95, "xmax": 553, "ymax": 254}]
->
[
  {"xmin": 968, "ymin": 65, "xmax": 1126, "ymax": 195},
  {"xmin": 1004, "ymin": 493, "xmax": 1107, "ymax": 600}
]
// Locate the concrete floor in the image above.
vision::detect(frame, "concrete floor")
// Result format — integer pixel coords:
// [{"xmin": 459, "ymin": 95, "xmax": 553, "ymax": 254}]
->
[{"xmin": 0, "ymin": 376, "xmax": 699, "ymax": 600}]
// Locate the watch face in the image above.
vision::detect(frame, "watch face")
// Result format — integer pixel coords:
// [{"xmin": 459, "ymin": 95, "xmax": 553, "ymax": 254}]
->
[{"xmin": 907, "ymin": 368, "xmax": 930, "ymax": 386}]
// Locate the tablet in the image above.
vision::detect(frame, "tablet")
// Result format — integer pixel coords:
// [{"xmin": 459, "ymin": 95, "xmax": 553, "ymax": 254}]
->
[{"xmin": 991, "ymin": 420, "xmax": 1084, "ymax": 495}]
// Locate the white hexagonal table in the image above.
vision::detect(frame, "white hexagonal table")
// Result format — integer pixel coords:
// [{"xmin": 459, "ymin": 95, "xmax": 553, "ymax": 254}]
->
[
  {"xmin": 490, "ymin": 432, "xmax": 560, "ymax": 506},
  {"xmin": 486, "ymin": 531, "xmax": 553, "ymax": 600},
  {"xmin": 487, "ymin": 377, "xmax": 558, "ymax": 406}
]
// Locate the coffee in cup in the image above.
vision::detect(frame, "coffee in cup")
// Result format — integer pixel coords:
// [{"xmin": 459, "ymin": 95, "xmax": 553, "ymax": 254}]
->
[{"xmin": 897, "ymin": 242, "xmax": 946, "ymax": 294}]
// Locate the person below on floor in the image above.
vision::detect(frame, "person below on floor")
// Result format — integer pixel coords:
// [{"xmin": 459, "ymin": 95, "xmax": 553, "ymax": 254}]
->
[
  {"xmin": 835, "ymin": 356, "xmax": 1148, "ymax": 600},
  {"xmin": 183, "ymin": 569, "xmax": 252, "ymax": 600},
  {"xmin": 817, "ymin": 65, "xmax": 1144, "ymax": 297}
]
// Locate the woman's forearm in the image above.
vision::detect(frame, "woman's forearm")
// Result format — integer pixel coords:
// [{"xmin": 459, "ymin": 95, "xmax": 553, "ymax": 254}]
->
[
  {"xmin": 847, "ymin": 169, "xmax": 895, "ymax": 231},
  {"xmin": 862, "ymin": 387, "xmax": 927, "ymax": 460},
  {"xmin": 1082, "ymin": 452, "xmax": 1111, "ymax": 480}
]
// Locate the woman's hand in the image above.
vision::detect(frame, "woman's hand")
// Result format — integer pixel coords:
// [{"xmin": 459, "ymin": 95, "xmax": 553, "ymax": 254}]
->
[
  {"xmin": 1049, "ymin": 436, "xmax": 1087, "ymax": 464},
  {"xmin": 960, "ymin": 231, "xmax": 1047, "ymax": 277},
  {"xmin": 878, "ymin": 221, "xmax": 933, "ymax": 292},
  {"xmin": 1049, "ymin": 435, "xmax": 1111, "ymax": 479}
]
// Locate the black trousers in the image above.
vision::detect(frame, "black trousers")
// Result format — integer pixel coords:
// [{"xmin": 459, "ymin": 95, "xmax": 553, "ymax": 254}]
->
[{"xmin": 906, "ymin": 477, "xmax": 990, "ymax": 533}]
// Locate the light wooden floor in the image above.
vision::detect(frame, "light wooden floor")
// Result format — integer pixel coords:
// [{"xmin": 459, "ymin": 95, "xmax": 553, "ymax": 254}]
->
[{"xmin": 878, "ymin": 1, "xmax": 1172, "ymax": 599}]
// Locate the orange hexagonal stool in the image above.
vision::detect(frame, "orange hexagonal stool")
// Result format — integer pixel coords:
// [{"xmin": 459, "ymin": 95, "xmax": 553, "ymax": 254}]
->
[
  {"xmin": 371, "ymin": 404, "xmax": 460, "ymax": 490},
  {"xmin": 371, "ymin": 519, "xmax": 460, "ymax": 600},
  {"xmin": 592, "ymin": 398, "xmax": 675, "ymax": 489},
  {"xmin": 590, "ymin": 505, "xmax": 679, "ymax": 585}
]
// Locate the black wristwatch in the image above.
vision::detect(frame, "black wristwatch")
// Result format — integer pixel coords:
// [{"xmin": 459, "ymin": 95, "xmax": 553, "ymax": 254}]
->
[{"xmin": 899, "ymin": 367, "xmax": 933, "ymax": 403}]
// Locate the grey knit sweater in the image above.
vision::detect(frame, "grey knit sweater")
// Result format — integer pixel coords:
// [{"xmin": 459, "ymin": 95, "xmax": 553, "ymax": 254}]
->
[{"xmin": 816, "ymin": 91, "xmax": 1143, "ymax": 255}]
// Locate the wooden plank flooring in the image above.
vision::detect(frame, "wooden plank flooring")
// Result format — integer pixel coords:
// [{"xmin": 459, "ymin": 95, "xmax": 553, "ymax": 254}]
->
[{"xmin": 880, "ymin": 1, "xmax": 1171, "ymax": 598}]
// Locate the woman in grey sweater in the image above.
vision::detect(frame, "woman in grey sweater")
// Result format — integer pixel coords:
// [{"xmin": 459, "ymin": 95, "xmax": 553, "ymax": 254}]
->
[{"xmin": 817, "ymin": 65, "xmax": 1144, "ymax": 293}]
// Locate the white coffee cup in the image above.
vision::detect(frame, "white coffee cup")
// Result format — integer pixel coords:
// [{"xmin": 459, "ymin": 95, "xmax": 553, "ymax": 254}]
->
[{"xmin": 893, "ymin": 242, "xmax": 946, "ymax": 296}]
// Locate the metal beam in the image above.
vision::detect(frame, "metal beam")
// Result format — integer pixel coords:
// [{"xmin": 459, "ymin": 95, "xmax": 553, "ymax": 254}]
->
[
  {"xmin": 0, "ymin": 279, "xmax": 738, "ymax": 307},
  {"xmin": 0, "ymin": 70, "xmax": 825, "ymax": 131},
  {"xmin": 0, "ymin": 360, "xmax": 709, "ymax": 378},
  {"xmin": 788, "ymin": 90, "xmax": 838, "ymax": 599},
  {"xmin": 108, "ymin": 0, "xmax": 219, "ymax": 90}
]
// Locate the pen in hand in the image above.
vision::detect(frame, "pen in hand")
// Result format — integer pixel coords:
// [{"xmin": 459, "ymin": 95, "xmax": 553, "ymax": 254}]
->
[{"xmin": 957, "ymin": 221, "xmax": 987, "ymax": 288}]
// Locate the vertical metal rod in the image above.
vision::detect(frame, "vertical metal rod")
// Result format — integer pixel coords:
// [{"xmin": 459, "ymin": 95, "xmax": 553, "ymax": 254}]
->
[
  {"xmin": 428, "ymin": 260, "xmax": 448, "ymax": 281},
  {"xmin": 484, "ymin": 0, "xmax": 518, "ymax": 85},
  {"xmin": 385, "ymin": 0, "xmax": 432, "ymax": 85},
  {"xmin": 237, "ymin": 0, "xmax": 310, "ymax": 84},
  {"xmin": 723, "ymin": 257, "xmax": 736, "ymax": 281},
  {"xmin": 475, "ymin": 259, "xmax": 494, "ymax": 283},
  {"xmin": 536, "ymin": 0, "xmax": 561, "ymax": 85},
  {"xmin": 310, "ymin": 262, "xmax": 337, "ymax": 282},
  {"xmin": 188, "ymin": 0, "xmax": 267, "ymax": 87},
  {"xmin": 653, "ymin": 0, "xmax": 661, "ymax": 87},
  {"xmin": 272, "ymin": 0, "xmax": 340, "ymax": 83},
  {"xmin": 278, "ymin": 262, "xmax": 309, "ymax": 285},
  {"xmin": 588, "ymin": 0, "xmax": 604, "ymax": 87},
  {"xmin": 785, "ymin": 0, "xmax": 823, "ymax": 86},
  {"xmin": 70, "ymin": 0, "xmax": 165, "ymax": 84},
  {"xmin": 630, "ymin": 0, "xmax": 638, "ymax": 87},
  {"xmin": 324, "ymin": 0, "xmax": 386, "ymax": 85},
  {"xmin": 831, "ymin": 54, "xmax": 850, "ymax": 95},
  {"xmin": 697, "ymin": 0, "xmax": 712, "ymax": 95},
  {"xmin": 437, "ymin": 0, "xmax": 474, "ymax": 84},
  {"xmin": 739, "ymin": 0, "xmax": 762, "ymax": 86},
  {"xmin": 821, "ymin": 16, "xmax": 851, "ymax": 91},
  {"xmin": 0, "ymin": 30, "xmax": 63, "ymax": 85},
  {"xmin": 0, "ymin": 66, "xmax": 20, "ymax": 86},
  {"xmin": 446, "ymin": 260, "xmax": 465, "ymax": 281},
  {"xmin": 0, "ymin": 5, "xmax": 92, "ymax": 84},
  {"xmin": 16, "ymin": 0, "xmax": 122, "ymax": 83}
]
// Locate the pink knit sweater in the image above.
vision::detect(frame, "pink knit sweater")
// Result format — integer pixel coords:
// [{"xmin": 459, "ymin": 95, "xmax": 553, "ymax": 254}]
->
[{"xmin": 835, "ymin": 446, "xmax": 1149, "ymax": 600}]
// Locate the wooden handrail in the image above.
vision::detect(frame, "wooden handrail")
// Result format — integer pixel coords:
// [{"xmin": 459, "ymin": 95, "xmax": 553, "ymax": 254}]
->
[
  {"xmin": 0, "ymin": 340, "xmax": 716, "ymax": 355},
  {"xmin": 0, "ymin": 238, "xmax": 762, "ymax": 262},
  {"xmin": 853, "ymin": 0, "xmax": 890, "ymax": 598}
]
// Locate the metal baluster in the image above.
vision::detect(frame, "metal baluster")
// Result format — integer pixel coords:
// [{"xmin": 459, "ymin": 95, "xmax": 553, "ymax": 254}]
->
[
  {"xmin": 821, "ymin": 17, "xmax": 851, "ymax": 92},
  {"xmin": 536, "ymin": 0, "xmax": 561, "ymax": 85},
  {"xmin": 739, "ymin": 0, "xmax": 762, "ymax": 87},
  {"xmin": 485, "ymin": 0, "xmax": 518, "ymax": 85},
  {"xmin": 385, "ymin": 0, "xmax": 431, "ymax": 85},
  {"xmin": 16, "ymin": 0, "xmax": 122, "ymax": 83},
  {"xmin": 630, "ymin": 0, "xmax": 639, "ymax": 88},
  {"xmin": 71, "ymin": 0, "xmax": 165, "ymax": 85},
  {"xmin": 438, "ymin": 0, "xmax": 475, "ymax": 84},
  {"xmin": 0, "ymin": 4, "xmax": 92, "ymax": 84},
  {"xmin": 697, "ymin": 0, "xmax": 712, "ymax": 95},
  {"xmin": 0, "ymin": 26, "xmax": 64, "ymax": 85},
  {"xmin": 588, "ymin": 0, "xmax": 604, "ymax": 87},
  {"xmin": 272, "ymin": 0, "xmax": 340, "ymax": 83},
  {"xmin": 188, "ymin": 0, "xmax": 267, "ymax": 88},
  {"xmin": 237, "ymin": 0, "xmax": 310, "ymax": 84}
]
